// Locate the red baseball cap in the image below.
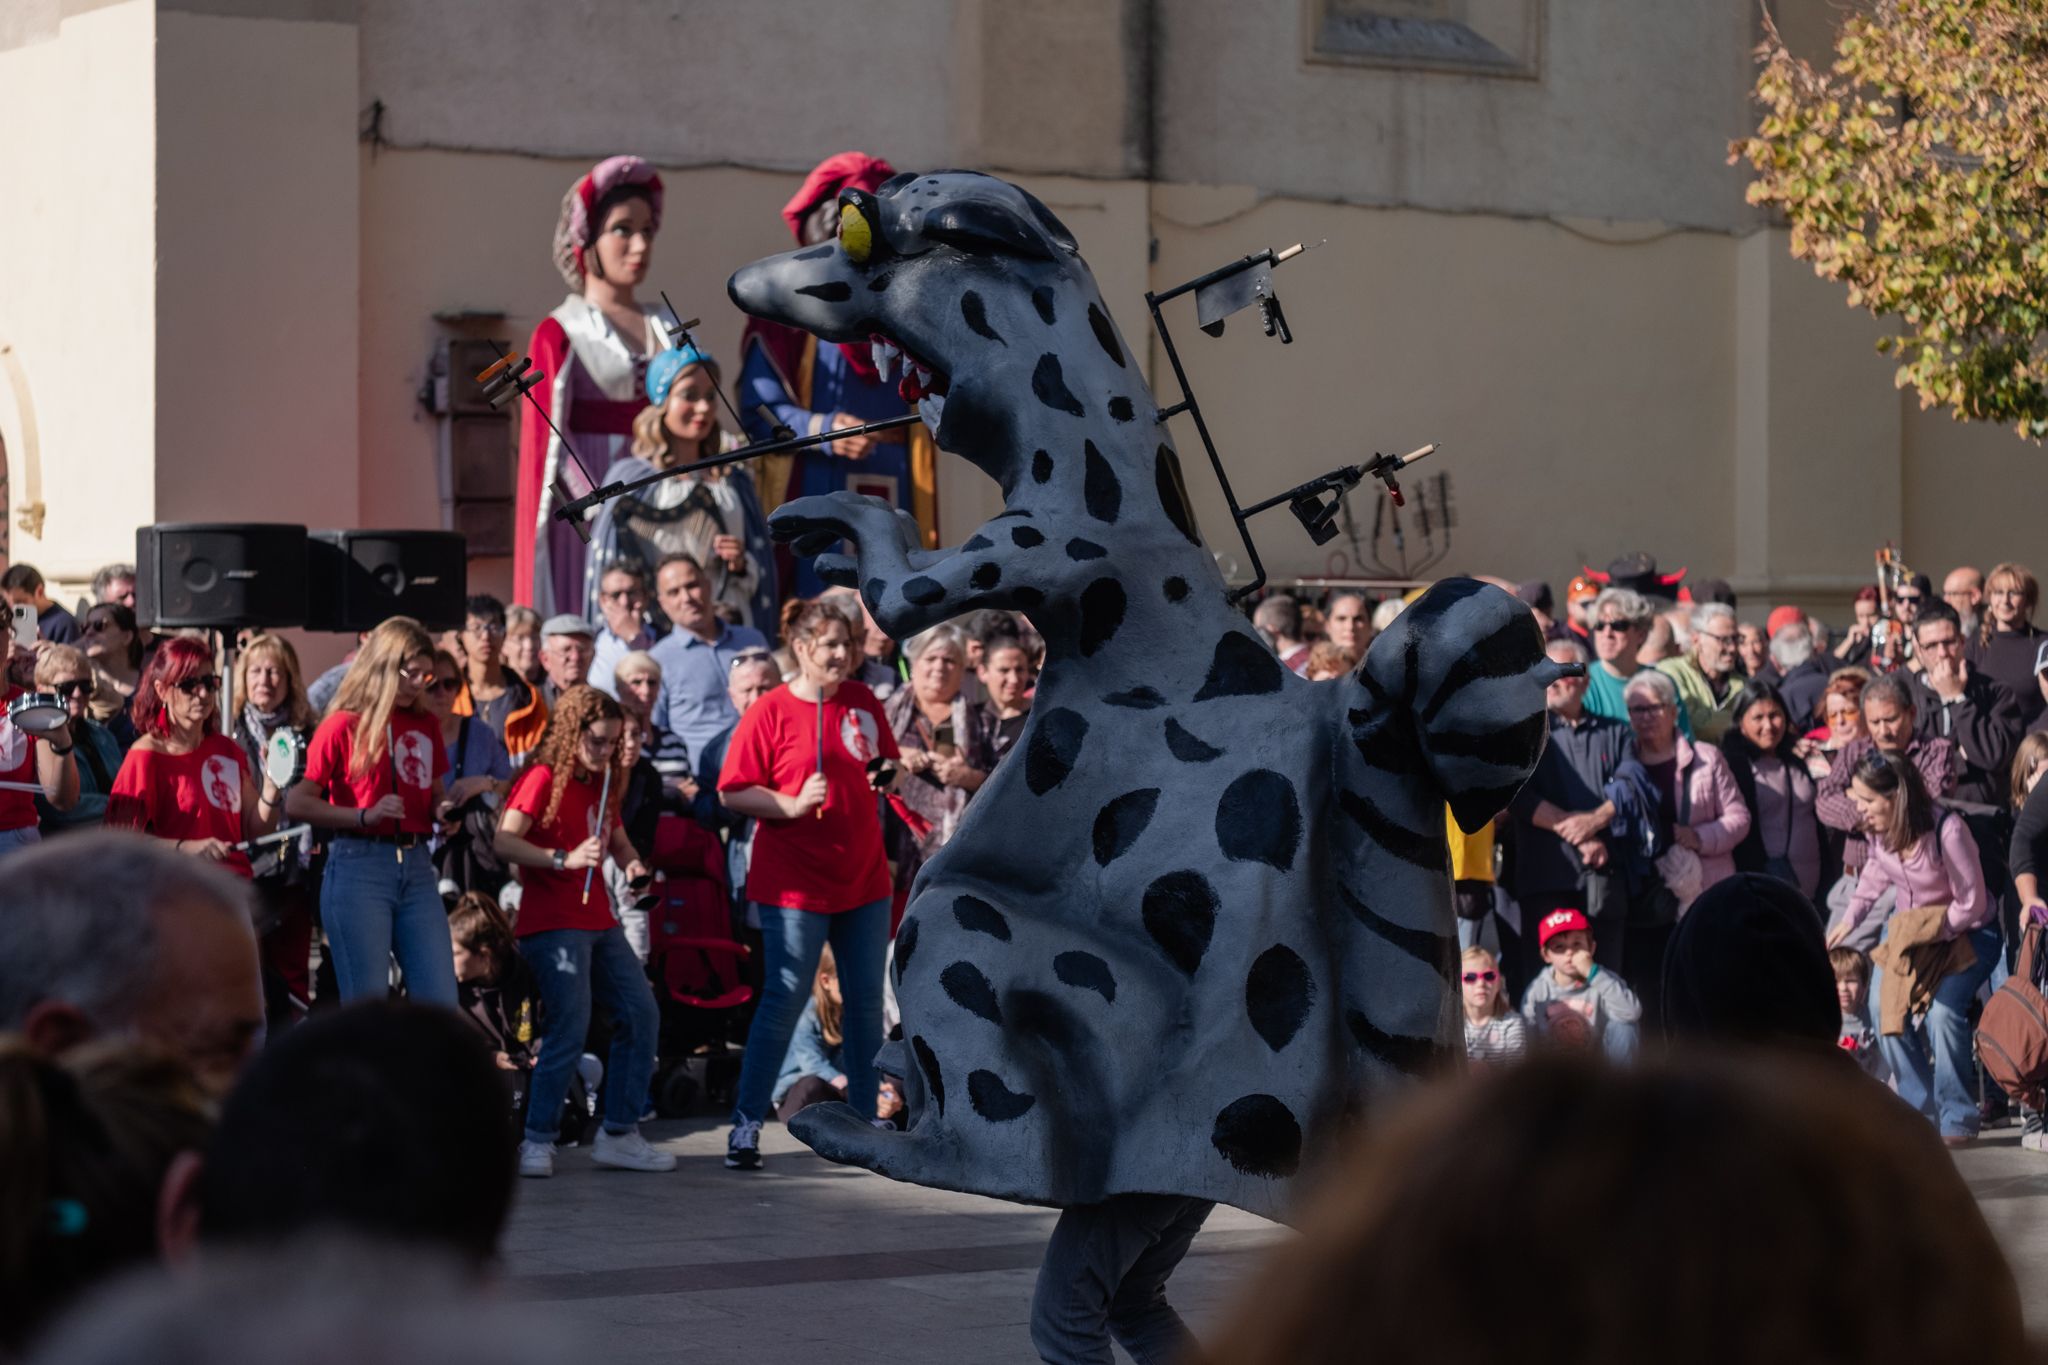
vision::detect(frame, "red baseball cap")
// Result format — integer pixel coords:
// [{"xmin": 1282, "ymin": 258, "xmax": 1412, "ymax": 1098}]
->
[
  {"xmin": 1538, "ymin": 907, "xmax": 1591, "ymax": 949},
  {"xmin": 1766, "ymin": 605, "xmax": 1805, "ymax": 639}
]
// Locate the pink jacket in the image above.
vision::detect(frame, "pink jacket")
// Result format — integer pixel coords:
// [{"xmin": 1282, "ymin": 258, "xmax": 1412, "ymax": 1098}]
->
[
  {"xmin": 1673, "ymin": 736, "xmax": 1752, "ymax": 891},
  {"xmin": 1841, "ymin": 812, "xmax": 1989, "ymax": 937}
]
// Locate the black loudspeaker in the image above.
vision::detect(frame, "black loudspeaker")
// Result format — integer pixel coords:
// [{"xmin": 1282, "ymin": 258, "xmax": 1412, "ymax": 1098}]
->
[
  {"xmin": 305, "ymin": 530, "xmax": 468, "ymax": 632},
  {"xmin": 136, "ymin": 523, "xmax": 309, "ymax": 629}
]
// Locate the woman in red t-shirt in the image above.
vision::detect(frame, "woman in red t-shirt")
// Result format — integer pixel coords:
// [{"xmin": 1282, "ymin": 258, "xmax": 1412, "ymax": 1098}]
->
[
  {"xmin": 108, "ymin": 635, "xmax": 282, "ymax": 878},
  {"xmin": 283, "ymin": 618, "xmax": 457, "ymax": 1007},
  {"xmin": 0, "ymin": 643, "xmax": 82, "ymax": 857},
  {"xmin": 492, "ymin": 685, "xmax": 669, "ymax": 1178},
  {"xmin": 716, "ymin": 600, "xmax": 904, "ymax": 1171}
]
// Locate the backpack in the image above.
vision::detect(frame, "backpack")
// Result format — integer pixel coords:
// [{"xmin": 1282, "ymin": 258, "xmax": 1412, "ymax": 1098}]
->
[{"xmin": 1977, "ymin": 922, "xmax": 2048, "ymax": 1108}]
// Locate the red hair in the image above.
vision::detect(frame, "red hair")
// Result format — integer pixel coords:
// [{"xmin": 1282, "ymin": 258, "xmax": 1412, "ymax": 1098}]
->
[{"xmin": 131, "ymin": 635, "xmax": 214, "ymax": 737}]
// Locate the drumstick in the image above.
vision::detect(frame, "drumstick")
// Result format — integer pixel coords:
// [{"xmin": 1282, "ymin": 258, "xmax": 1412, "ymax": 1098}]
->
[
  {"xmin": 235, "ymin": 823, "xmax": 312, "ymax": 853},
  {"xmin": 582, "ymin": 764, "xmax": 612, "ymax": 904},
  {"xmin": 815, "ymin": 690, "xmax": 826, "ymax": 819}
]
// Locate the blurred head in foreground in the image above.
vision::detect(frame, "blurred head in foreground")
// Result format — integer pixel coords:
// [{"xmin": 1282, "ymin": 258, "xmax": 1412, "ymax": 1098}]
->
[{"xmin": 1203, "ymin": 1051, "xmax": 2025, "ymax": 1365}]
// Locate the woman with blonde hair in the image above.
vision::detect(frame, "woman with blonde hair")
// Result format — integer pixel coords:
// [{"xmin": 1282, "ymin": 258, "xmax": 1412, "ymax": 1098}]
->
[
  {"xmin": 493, "ymin": 684, "xmax": 667, "ymax": 1179},
  {"xmin": 285, "ymin": 617, "xmax": 456, "ymax": 1005},
  {"xmin": 585, "ymin": 343, "xmax": 777, "ymax": 630},
  {"xmin": 1968, "ymin": 561, "xmax": 2046, "ymax": 728},
  {"xmin": 228, "ymin": 633, "xmax": 321, "ymax": 1020}
]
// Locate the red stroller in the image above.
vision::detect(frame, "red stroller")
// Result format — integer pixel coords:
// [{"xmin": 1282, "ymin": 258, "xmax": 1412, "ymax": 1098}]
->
[{"xmin": 644, "ymin": 814, "xmax": 753, "ymax": 1114}]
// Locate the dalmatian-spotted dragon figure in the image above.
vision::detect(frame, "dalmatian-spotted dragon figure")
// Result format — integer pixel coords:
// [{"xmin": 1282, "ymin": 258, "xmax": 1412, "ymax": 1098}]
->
[{"xmin": 728, "ymin": 171, "xmax": 1561, "ymax": 1219}]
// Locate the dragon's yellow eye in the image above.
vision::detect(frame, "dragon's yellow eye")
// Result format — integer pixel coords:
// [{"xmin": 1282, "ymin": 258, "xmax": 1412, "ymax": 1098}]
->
[{"xmin": 839, "ymin": 202, "xmax": 872, "ymax": 265}]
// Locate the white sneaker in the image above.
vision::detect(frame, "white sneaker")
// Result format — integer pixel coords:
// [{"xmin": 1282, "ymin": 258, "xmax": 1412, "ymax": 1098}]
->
[
  {"xmin": 517, "ymin": 1139, "xmax": 554, "ymax": 1179},
  {"xmin": 591, "ymin": 1126, "xmax": 677, "ymax": 1172}
]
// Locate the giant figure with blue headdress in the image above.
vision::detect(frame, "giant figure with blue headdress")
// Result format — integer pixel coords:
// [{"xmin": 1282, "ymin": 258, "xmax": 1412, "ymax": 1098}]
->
[{"xmin": 585, "ymin": 343, "xmax": 778, "ymax": 632}]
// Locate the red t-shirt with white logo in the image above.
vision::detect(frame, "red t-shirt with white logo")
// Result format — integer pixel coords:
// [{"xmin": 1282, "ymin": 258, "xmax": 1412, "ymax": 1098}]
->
[
  {"xmin": 505, "ymin": 762, "xmax": 615, "ymax": 936},
  {"xmin": 107, "ymin": 733, "xmax": 254, "ymax": 878},
  {"xmin": 718, "ymin": 681, "xmax": 899, "ymax": 913},
  {"xmin": 0, "ymin": 685, "xmax": 42, "ymax": 833},
  {"xmin": 302, "ymin": 708, "xmax": 449, "ymax": 834}
]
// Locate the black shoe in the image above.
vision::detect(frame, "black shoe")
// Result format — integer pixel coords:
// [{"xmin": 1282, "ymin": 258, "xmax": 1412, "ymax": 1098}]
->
[{"xmin": 724, "ymin": 1119, "xmax": 762, "ymax": 1170}]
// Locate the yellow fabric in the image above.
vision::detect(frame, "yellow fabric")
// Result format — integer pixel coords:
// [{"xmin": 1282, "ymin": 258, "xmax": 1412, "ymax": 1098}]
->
[
  {"xmin": 909, "ymin": 423, "xmax": 940, "ymax": 548},
  {"xmin": 1445, "ymin": 806, "xmax": 1495, "ymax": 883}
]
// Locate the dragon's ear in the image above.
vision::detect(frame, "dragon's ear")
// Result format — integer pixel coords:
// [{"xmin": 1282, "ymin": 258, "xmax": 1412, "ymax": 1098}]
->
[{"xmin": 923, "ymin": 196, "xmax": 1061, "ymax": 261}]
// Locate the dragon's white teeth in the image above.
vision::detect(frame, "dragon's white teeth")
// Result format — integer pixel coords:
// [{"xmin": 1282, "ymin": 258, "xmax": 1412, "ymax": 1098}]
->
[
  {"xmin": 917, "ymin": 392, "xmax": 946, "ymax": 436},
  {"xmin": 871, "ymin": 340, "xmax": 900, "ymax": 381},
  {"xmin": 913, "ymin": 362, "xmax": 932, "ymax": 387}
]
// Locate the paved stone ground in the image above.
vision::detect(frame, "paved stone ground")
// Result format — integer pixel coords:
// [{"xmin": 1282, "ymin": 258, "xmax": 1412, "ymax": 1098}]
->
[{"xmin": 503, "ymin": 1118, "xmax": 2047, "ymax": 1362}]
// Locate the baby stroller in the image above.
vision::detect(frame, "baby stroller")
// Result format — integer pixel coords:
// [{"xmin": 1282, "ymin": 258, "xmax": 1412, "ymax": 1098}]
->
[{"xmin": 644, "ymin": 813, "xmax": 753, "ymax": 1115}]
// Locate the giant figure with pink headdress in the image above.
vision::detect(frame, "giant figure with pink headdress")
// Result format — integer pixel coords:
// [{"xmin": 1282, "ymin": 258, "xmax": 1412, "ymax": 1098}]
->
[
  {"xmin": 514, "ymin": 155, "xmax": 676, "ymax": 616},
  {"xmin": 737, "ymin": 152, "xmax": 939, "ymax": 598}
]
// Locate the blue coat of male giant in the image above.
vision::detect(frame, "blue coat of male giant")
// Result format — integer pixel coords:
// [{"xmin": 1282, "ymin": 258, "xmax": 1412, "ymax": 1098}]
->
[{"xmin": 728, "ymin": 170, "xmax": 1562, "ymax": 1219}]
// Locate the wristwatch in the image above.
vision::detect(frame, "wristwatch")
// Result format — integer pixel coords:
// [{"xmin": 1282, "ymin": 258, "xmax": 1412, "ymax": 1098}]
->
[{"xmin": 551, "ymin": 848, "xmax": 567, "ymax": 871}]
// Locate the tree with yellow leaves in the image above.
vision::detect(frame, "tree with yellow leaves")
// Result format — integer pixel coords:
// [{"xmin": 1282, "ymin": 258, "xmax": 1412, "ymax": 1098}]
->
[{"xmin": 1732, "ymin": 1, "xmax": 2048, "ymax": 440}]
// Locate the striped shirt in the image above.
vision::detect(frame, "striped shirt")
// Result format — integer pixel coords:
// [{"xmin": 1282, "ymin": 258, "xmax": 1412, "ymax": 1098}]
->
[{"xmin": 1464, "ymin": 1013, "xmax": 1529, "ymax": 1066}]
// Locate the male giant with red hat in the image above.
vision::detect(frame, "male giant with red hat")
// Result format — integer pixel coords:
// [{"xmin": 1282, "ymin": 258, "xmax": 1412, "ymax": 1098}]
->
[{"xmin": 736, "ymin": 152, "xmax": 939, "ymax": 598}]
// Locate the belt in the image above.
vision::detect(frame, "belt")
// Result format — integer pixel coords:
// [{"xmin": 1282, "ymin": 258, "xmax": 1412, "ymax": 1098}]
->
[{"xmin": 334, "ymin": 830, "xmax": 428, "ymax": 849}]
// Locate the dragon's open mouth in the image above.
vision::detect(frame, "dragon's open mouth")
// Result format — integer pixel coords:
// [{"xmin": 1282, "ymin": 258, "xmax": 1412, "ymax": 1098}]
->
[{"xmin": 869, "ymin": 333, "xmax": 952, "ymax": 436}]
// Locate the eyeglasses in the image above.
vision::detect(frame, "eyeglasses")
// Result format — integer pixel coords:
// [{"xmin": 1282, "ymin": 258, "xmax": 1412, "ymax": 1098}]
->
[
  {"xmin": 464, "ymin": 620, "xmax": 507, "ymax": 637},
  {"xmin": 51, "ymin": 679, "xmax": 91, "ymax": 699},
  {"xmin": 599, "ymin": 588, "xmax": 643, "ymax": 603},
  {"xmin": 1698, "ymin": 632, "xmax": 1738, "ymax": 645},
  {"xmin": 1461, "ymin": 971, "xmax": 1498, "ymax": 984},
  {"xmin": 1626, "ymin": 702, "xmax": 1670, "ymax": 715},
  {"xmin": 174, "ymin": 676, "xmax": 220, "ymax": 697},
  {"xmin": 1592, "ymin": 621, "xmax": 1632, "ymax": 634}
]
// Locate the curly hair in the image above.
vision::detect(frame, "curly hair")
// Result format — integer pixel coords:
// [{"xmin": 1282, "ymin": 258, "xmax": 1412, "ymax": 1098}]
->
[{"xmin": 523, "ymin": 684, "xmax": 628, "ymax": 828}]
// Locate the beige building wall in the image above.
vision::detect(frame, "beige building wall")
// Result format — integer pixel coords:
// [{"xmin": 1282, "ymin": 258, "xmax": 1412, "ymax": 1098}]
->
[
  {"xmin": 1, "ymin": 0, "xmax": 2039, "ymax": 648},
  {"xmin": 0, "ymin": 0, "xmax": 159, "ymax": 585}
]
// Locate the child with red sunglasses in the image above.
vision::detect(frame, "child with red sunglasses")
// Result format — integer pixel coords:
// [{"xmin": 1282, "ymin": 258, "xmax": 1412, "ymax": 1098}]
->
[{"xmin": 1461, "ymin": 946, "xmax": 1526, "ymax": 1067}]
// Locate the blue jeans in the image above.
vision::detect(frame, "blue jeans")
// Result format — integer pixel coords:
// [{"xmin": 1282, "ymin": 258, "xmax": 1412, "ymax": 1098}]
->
[
  {"xmin": 519, "ymin": 926, "xmax": 662, "ymax": 1142},
  {"xmin": 320, "ymin": 840, "xmax": 457, "ymax": 1007},
  {"xmin": 1877, "ymin": 921, "xmax": 2001, "ymax": 1137},
  {"xmin": 732, "ymin": 899, "xmax": 889, "ymax": 1124}
]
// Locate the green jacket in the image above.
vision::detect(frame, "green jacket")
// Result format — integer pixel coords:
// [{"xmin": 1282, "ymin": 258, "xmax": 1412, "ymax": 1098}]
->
[{"xmin": 1656, "ymin": 653, "xmax": 1743, "ymax": 745}]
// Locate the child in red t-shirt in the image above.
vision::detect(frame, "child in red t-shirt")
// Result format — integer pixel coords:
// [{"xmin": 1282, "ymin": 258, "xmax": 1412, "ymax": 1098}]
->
[
  {"xmin": 716, "ymin": 601, "xmax": 905, "ymax": 1171},
  {"xmin": 284, "ymin": 618, "xmax": 457, "ymax": 1008},
  {"xmin": 493, "ymin": 684, "xmax": 670, "ymax": 1179},
  {"xmin": 107, "ymin": 636, "xmax": 281, "ymax": 878}
]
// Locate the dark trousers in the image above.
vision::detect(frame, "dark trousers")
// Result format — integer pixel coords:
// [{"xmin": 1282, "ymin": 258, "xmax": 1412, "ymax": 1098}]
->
[{"xmin": 1030, "ymin": 1194, "xmax": 1215, "ymax": 1365}]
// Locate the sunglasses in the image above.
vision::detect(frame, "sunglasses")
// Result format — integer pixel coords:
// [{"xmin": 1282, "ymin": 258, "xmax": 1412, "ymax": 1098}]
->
[
  {"xmin": 727, "ymin": 648, "xmax": 774, "ymax": 672},
  {"xmin": 1592, "ymin": 621, "xmax": 1632, "ymax": 634},
  {"xmin": 431, "ymin": 677, "xmax": 462, "ymax": 694},
  {"xmin": 51, "ymin": 679, "xmax": 92, "ymax": 699},
  {"xmin": 83, "ymin": 618, "xmax": 118, "ymax": 634},
  {"xmin": 1462, "ymin": 971, "xmax": 1498, "ymax": 984},
  {"xmin": 1895, "ymin": 593, "xmax": 1924, "ymax": 606},
  {"xmin": 174, "ymin": 676, "xmax": 220, "ymax": 697}
]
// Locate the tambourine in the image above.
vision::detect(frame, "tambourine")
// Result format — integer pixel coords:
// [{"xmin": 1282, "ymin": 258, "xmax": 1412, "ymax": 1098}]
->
[
  {"xmin": 264, "ymin": 729, "xmax": 307, "ymax": 788},
  {"xmin": 6, "ymin": 691, "xmax": 68, "ymax": 736}
]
